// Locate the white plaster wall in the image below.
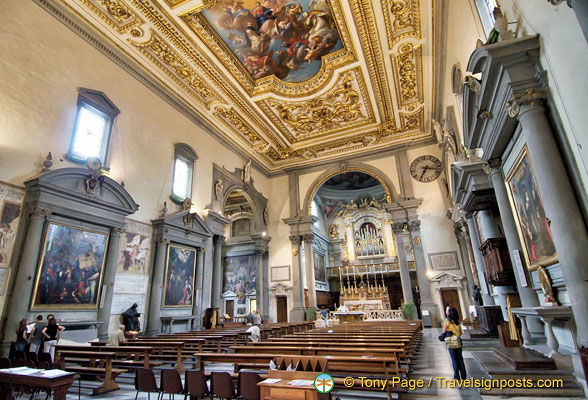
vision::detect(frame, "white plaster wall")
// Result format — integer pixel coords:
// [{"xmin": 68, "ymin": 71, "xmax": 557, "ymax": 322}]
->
[
  {"xmin": 364, "ymin": 155, "xmax": 401, "ymax": 197},
  {"xmin": 445, "ymin": 0, "xmax": 588, "ymax": 195},
  {"xmin": 0, "ymin": 0, "xmax": 268, "ymax": 224},
  {"xmin": 298, "ymin": 170, "xmax": 326, "ymax": 212}
]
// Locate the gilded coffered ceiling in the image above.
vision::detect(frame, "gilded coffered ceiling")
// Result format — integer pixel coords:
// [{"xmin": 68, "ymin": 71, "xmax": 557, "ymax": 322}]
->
[{"xmin": 47, "ymin": 0, "xmax": 434, "ymax": 173}]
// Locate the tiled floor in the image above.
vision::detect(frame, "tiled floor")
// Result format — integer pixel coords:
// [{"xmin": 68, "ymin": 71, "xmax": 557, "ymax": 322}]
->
[{"xmin": 25, "ymin": 328, "xmax": 586, "ymax": 400}]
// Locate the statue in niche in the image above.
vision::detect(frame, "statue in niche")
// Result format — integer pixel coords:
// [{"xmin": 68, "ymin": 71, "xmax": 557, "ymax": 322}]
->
[
  {"xmin": 243, "ymin": 160, "xmax": 252, "ymax": 185},
  {"xmin": 472, "ymin": 285, "xmax": 483, "ymax": 306},
  {"xmin": 263, "ymin": 207, "xmax": 269, "ymax": 225},
  {"xmin": 215, "ymin": 179, "xmax": 224, "ymax": 200},
  {"xmin": 122, "ymin": 303, "xmax": 141, "ymax": 332}
]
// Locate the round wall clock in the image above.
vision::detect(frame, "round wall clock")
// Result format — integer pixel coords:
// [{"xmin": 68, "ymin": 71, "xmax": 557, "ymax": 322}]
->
[{"xmin": 410, "ymin": 155, "xmax": 442, "ymax": 182}]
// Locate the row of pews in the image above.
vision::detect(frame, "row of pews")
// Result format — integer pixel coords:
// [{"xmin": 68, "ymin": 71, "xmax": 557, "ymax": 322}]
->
[{"xmin": 52, "ymin": 321, "xmax": 312, "ymax": 395}]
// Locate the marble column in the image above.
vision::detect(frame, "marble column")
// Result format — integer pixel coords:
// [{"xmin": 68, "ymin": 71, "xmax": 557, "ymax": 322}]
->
[
  {"xmin": 262, "ymin": 251, "xmax": 270, "ymax": 321},
  {"xmin": 5, "ymin": 209, "xmax": 49, "ymax": 341},
  {"xmin": 97, "ymin": 227, "xmax": 124, "ymax": 339},
  {"xmin": 303, "ymin": 235, "xmax": 317, "ymax": 309},
  {"xmin": 475, "ymin": 209, "xmax": 514, "ymax": 320},
  {"xmin": 210, "ymin": 235, "xmax": 225, "ymax": 309},
  {"xmin": 289, "ymin": 236, "xmax": 305, "ymax": 321},
  {"xmin": 462, "ymin": 225, "xmax": 481, "ymax": 287},
  {"xmin": 518, "ymin": 99, "xmax": 588, "ymax": 346},
  {"xmin": 255, "ymin": 250, "xmax": 264, "ymax": 317},
  {"xmin": 465, "ymin": 216, "xmax": 495, "ymax": 305},
  {"xmin": 392, "ymin": 223, "xmax": 414, "ymax": 304},
  {"xmin": 146, "ymin": 239, "xmax": 168, "ymax": 336},
  {"xmin": 454, "ymin": 223, "xmax": 474, "ymax": 299},
  {"xmin": 192, "ymin": 248, "xmax": 205, "ymax": 329},
  {"xmin": 489, "ymin": 160, "xmax": 543, "ymax": 335},
  {"xmin": 408, "ymin": 221, "xmax": 436, "ymax": 320}
]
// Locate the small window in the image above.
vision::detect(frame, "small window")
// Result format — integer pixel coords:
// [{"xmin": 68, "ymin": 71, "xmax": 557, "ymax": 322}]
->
[
  {"xmin": 171, "ymin": 143, "xmax": 198, "ymax": 204},
  {"xmin": 67, "ymin": 88, "xmax": 119, "ymax": 165},
  {"xmin": 475, "ymin": 0, "xmax": 499, "ymax": 36}
]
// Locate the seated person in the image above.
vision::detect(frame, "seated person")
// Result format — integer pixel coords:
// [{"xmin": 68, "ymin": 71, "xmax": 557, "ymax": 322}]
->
[
  {"xmin": 107, "ymin": 325, "xmax": 126, "ymax": 346},
  {"xmin": 246, "ymin": 325, "xmax": 261, "ymax": 343}
]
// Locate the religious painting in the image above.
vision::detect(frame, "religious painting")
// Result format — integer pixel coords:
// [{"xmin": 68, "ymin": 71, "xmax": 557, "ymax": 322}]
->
[
  {"xmin": 32, "ymin": 223, "xmax": 109, "ymax": 309},
  {"xmin": 0, "ymin": 201, "xmax": 21, "ymax": 267},
  {"xmin": 201, "ymin": 0, "xmax": 343, "ymax": 82},
  {"xmin": 506, "ymin": 148, "xmax": 557, "ymax": 269},
  {"xmin": 428, "ymin": 251, "xmax": 459, "ymax": 271},
  {"xmin": 232, "ymin": 218, "xmax": 251, "ymax": 236},
  {"xmin": 163, "ymin": 245, "xmax": 196, "ymax": 307},
  {"xmin": 223, "ymin": 255, "xmax": 256, "ymax": 304},
  {"xmin": 313, "ymin": 252, "xmax": 326, "ymax": 283},
  {"xmin": 116, "ymin": 221, "xmax": 152, "ymax": 275}
]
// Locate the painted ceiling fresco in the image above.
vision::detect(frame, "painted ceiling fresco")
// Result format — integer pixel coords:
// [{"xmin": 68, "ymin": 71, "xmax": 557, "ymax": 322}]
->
[
  {"xmin": 51, "ymin": 0, "xmax": 434, "ymax": 173},
  {"xmin": 201, "ymin": 0, "xmax": 343, "ymax": 82}
]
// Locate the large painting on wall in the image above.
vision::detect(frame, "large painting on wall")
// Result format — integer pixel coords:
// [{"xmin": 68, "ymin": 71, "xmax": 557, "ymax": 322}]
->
[
  {"xmin": 506, "ymin": 148, "xmax": 557, "ymax": 269},
  {"xmin": 0, "ymin": 201, "xmax": 21, "ymax": 267},
  {"xmin": 201, "ymin": 0, "xmax": 343, "ymax": 82},
  {"xmin": 163, "ymin": 245, "xmax": 196, "ymax": 307},
  {"xmin": 32, "ymin": 223, "xmax": 109, "ymax": 309},
  {"xmin": 223, "ymin": 255, "xmax": 256, "ymax": 305},
  {"xmin": 116, "ymin": 222, "xmax": 151, "ymax": 275},
  {"xmin": 314, "ymin": 252, "xmax": 326, "ymax": 283}
]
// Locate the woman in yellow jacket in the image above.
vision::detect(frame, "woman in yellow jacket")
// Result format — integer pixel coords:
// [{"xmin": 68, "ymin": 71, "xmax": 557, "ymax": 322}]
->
[{"xmin": 444, "ymin": 307, "xmax": 467, "ymax": 380}]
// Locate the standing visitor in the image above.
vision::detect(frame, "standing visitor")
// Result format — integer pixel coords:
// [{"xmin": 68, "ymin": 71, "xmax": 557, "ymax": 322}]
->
[
  {"xmin": 42, "ymin": 318, "xmax": 65, "ymax": 362},
  {"xmin": 28, "ymin": 315, "xmax": 45, "ymax": 354},
  {"xmin": 444, "ymin": 307, "xmax": 467, "ymax": 380},
  {"xmin": 320, "ymin": 308, "xmax": 329, "ymax": 328},
  {"xmin": 14, "ymin": 319, "xmax": 28, "ymax": 353}
]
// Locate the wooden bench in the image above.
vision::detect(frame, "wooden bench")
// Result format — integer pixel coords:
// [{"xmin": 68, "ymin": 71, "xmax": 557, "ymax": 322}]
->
[
  {"xmin": 56, "ymin": 344, "xmax": 160, "ymax": 369},
  {"xmin": 118, "ymin": 341, "xmax": 187, "ymax": 371},
  {"xmin": 54, "ymin": 350, "xmax": 127, "ymax": 395}
]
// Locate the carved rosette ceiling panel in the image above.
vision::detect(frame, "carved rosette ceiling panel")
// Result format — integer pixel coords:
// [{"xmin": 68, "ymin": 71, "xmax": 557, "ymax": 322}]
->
[{"xmin": 50, "ymin": 0, "xmax": 433, "ymax": 173}]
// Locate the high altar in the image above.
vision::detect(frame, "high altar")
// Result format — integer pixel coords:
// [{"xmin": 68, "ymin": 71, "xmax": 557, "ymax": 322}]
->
[{"xmin": 338, "ymin": 267, "xmax": 391, "ymax": 311}]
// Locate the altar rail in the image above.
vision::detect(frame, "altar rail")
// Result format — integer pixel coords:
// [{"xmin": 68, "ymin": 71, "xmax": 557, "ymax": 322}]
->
[
  {"xmin": 329, "ymin": 310, "xmax": 404, "ymax": 321},
  {"xmin": 327, "ymin": 262, "xmax": 416, "ymax": 278}
]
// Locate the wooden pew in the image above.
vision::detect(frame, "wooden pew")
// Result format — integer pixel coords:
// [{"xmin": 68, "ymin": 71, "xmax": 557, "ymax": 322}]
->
[
  {"xmin": 54, "ymin": 350, "xmax": 126, "ymax": 395},
  {"xmin": 56, "ymin": 344, "xmax": 158, "ymax": 369},
  {"xmin": 118, "ymin": 341, "xmax": 186, "ymax": 371}
]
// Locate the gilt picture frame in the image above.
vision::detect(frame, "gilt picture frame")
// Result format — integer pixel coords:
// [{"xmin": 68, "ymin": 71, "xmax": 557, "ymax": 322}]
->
[
  {"xmin": 505, "ymin": 147, "xmax": 557, "ymax": 270},
  {"xmin": 31, "ymin": 222, "xmax": 109, "ymax": 310},
  {"xmin": 162, "ymin": 244, "xmax": 197, "ymax": 308}
]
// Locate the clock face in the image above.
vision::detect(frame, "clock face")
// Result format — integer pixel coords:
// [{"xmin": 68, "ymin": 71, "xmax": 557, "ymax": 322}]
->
[{"xmin": 410, "ymin": 155, "xmax": 442, "ymax": 183}]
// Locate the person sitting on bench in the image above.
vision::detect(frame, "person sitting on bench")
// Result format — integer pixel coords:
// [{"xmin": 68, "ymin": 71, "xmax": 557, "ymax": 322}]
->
[{"xmin": 107, "ymin": 325, "xmax": 126, "ymax": 346}]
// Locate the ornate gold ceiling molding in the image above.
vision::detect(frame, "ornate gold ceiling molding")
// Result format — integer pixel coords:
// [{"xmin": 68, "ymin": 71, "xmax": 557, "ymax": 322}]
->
[
  {"xmin": 399, "ymin": 107, "xmax": 424, "ymax": 131},
  {"xmin": 180, "ymin": 0, "xmax": 356, "ymax": 97},
  {"xmin": 162, "ymin": 0, "xmax": 189, "ymax": 8},
  {"xmin": 212, "ymin": 105, "xmax": 272, "ymax": 154},
  {"xmin": 131, "ymin": 30, "xmax": 221, "ymax": 108},
  {"xmin": 259, "ymin": 68, "xmax": 375, "ymax": 144},
  {"xmin": 382, "ymin": 0, "xmax": 422, "ymax": 48},
  {"xmin": 81, "ymin": 0, "xmax": 143, "ymax": 33},
  {"xmin": 351, "ymin": 0, "xmax": 395, "ymax": 123},
  {"xmin": 127, "ymin": 0, "xmax": 281, "ymax": 149},
  {"xmin": 391, "ymin": 42, "xmax": 424, "ymax": 108}
]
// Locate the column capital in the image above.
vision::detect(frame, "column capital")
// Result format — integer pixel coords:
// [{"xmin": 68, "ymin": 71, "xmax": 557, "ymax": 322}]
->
[
  {"xmin": 289, "ymin": 235, "xmax": 302, "ymax": 246},
  {"xmin": 29, "ymin": 208, "xmax": 51, "ymax": 219},
  {"xmin": 506, "ymin": 87, "xmax": 547, "ymax": 118},
  {"xmin": 488, "ymin": 158, "xmax": 502, "ymax": 169},
  {"xmin": 302, "ymin": 233, "xmax": 314, "ymax": 243},
  {"xmin": 157, "ymin": 238, "xmax": 171, "ymax": 245},
  {"xmin": 391, "ymin": 222, "xmax": 405, "ymax": 234},
  {"xmin": 407, "ymin": 220, "xmax": 421, "ymax": 233},
  {"xmin": 112, "ymin": 227, "xmax": 126, "ymax": 235},
  {"xmin": 214, "ymin": 235, "xmax": 226, "ymax": 244}
]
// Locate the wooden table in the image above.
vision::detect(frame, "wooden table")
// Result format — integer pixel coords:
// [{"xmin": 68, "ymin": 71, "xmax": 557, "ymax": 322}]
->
[
  {"xmin": 0, "ymin": 368, "xmax": 75, "ymax": 400},
  {"xmin": 258, "ymin": 380, "xmax": 318, "ymax": 400}
]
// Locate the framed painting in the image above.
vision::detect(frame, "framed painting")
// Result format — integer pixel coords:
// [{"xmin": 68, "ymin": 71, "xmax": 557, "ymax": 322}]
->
[
  {"xmin": 117, "ymin": 231, "xmax": 151, "ymax": 275},
  {"xmin": 32, "ymin": 222, "xmax": 109, "ymax": 309},
  {"xmin": 223, "ymin": 255, "xmax": 256, "ymax": 305},
  {"xmin": 0, "ymin": 201, "xmax": 21, "ymax": 267},
  {"xmin": 313, "ymin": 252, "xmax": 326, "ymax": 283},
  {"xmin": 506, "ymin": 147, "xmax": 557, "ymax": 270},
  {"xmin": 163, "ymin": 244, "xmax": 196, "ymax": 308},
  {"xmin": 428, "ymin": 251, "xmax": 459, "ymax": 271}
]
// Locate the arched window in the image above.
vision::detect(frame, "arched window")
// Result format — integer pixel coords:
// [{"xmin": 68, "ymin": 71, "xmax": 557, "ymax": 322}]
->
[
  {"xmin": 67, "ymin": 88, "xmax": 119, "ymax": 166},
  {"xmin": 474, "ymin": 0, "xmax": 499, "ymax": 36},
  {"xmin": 171, "ymin": 143, "xmax": 198, "ymax": 204}
]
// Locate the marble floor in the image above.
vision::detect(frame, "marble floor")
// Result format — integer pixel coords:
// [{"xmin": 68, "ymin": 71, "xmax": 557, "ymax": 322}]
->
[{"xmin": 25, "ymin": 328, "xmax": 586, "ymax": 400}]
